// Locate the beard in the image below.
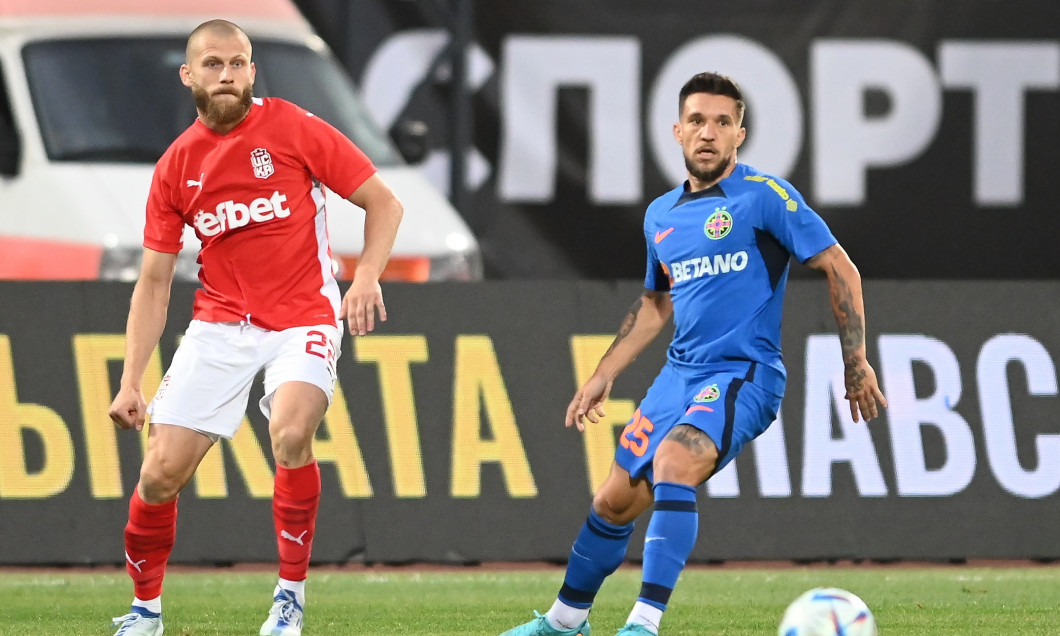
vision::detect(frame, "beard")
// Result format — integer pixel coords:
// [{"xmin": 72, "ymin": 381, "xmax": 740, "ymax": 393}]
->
[
  {"xmin": 192, "ymin": 84, "xmax": 253, "ymax": 127},
  {"xmin": 684, "ymin": 150, "xmax": 732, "ymax": 186}
]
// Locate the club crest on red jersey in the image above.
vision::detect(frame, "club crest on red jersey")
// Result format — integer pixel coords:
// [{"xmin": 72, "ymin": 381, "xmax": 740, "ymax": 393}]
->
[{"xmin": 251, "ymin": 147, "xmax": 275, "ymax": 179}]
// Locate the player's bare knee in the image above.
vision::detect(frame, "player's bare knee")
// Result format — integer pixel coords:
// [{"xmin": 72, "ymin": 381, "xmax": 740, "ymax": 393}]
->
[
  {"xmin": 591, "ymin": 496, "xmax": 635, "ymax": 525},
  {"xmin": 138, "ymin": 460, "xmax": 184, "ymax": 503},
  {"xmin": 269, "ymin": 419, "xmax": 311, "ymax": 447},
  {"xmin": 269, "ymin": 422, "xmax": 315, "ymax": 468},
  {"xmin": 591, "ymin": 487, "xmax": 648, "ymax": 525}
]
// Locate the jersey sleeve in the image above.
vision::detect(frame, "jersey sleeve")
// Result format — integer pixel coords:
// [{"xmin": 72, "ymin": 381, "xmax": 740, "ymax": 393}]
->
[
  {"xmin": 758, "ymin": 176, "xmax": 836, "ymax": 263},
  {"xmin": 289, "ymin": 105, "xmax": 377, "ymax": 198},
  {"xmin": 643, "ymin": 223, "xmax": 671, "ymax": 292},
  {"xmin": 142, "ymin": 155, "xmax": 185, "ymax": 254}
]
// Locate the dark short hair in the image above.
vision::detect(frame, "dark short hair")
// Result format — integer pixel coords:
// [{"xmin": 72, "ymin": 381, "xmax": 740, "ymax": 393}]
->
[{"xmin": 678, "ymin": 72, "xmax": 745, "ymax": 124}]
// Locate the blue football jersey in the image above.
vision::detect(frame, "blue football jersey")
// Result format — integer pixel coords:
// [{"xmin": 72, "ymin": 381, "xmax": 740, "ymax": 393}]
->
[{"xmin": 643, "ymin": 162, "xmax": 836, "ymax": 395}]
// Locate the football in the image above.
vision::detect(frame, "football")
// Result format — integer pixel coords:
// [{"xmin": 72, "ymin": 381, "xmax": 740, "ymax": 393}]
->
[{"xmin": 777, "ymin": 587, "xmax": 877, "ymax": 636}]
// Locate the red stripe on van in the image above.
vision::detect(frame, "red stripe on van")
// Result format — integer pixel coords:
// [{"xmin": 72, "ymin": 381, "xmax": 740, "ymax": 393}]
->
[{"xmin": 0, "ymin": 236, "xmax": 102, "ymax": 279}]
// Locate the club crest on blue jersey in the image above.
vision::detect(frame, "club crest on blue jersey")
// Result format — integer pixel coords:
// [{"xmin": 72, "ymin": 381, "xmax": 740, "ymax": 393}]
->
[
  {"xmin": 705, "ymin": 207, "xmax": 732, "ymax": 240},
  {"xmin": 694, "ymin": 384, "xmax": 720, "ymax": 402}
]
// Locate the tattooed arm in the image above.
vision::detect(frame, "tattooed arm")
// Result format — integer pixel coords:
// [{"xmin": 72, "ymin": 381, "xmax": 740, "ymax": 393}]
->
[
  {"xmin": 806, "ymin": 244, "xmax": 888, "ymax": 422},
  {"xmin": 565, "ymin": 290, "xmax": 672, "ymax": 430}
]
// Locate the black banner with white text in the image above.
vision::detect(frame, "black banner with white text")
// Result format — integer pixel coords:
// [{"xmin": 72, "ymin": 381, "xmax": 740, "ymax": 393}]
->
[{"xmin": 294, "ymin": 0, "xmax": 1060, "ymax": 280}]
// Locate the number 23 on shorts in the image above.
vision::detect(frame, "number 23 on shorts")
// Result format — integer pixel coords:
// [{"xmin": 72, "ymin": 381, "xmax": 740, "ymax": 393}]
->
[
  {"xmin": 305, "ymin": 329, "xmax": 337, "ymax": 377},
  {"xmin": 620, "ymin": 408, "xmax": 655, "ymax": 457}
]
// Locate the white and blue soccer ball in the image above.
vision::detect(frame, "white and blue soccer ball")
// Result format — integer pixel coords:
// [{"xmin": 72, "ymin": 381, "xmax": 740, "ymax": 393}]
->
[{"xmin": 777, "ymin": 587, "xmax": 877, "ymax": 636}]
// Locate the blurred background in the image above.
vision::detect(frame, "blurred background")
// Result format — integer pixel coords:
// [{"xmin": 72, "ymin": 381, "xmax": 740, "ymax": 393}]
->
[{"xmin": 288, "ymin": 0, "xmax": 1059, "ymax": 280}]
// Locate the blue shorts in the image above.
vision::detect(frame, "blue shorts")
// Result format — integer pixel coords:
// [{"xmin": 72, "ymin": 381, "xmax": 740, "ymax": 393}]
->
[{"xmin": 615, "ymin": 360, "xmax": 783, "ymax": 484}]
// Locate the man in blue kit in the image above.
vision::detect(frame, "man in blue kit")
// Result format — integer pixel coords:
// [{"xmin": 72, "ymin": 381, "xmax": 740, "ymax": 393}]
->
[{"xmin": 500, "ymin": 72, "xmax": 888, "ymax": 636}]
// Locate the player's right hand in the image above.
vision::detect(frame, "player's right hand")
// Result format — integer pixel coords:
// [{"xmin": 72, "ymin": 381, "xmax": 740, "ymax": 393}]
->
[
  {"xmin": 108, "ymin": 386, "xmax": 148, "ymax": 431},
  {"xmin": 565, "ymin": 374, "xmax": 613, "ymax": 432},
  {"xmin": 341, "ymin": 276, "xmax": 386, "ymax": 336}
]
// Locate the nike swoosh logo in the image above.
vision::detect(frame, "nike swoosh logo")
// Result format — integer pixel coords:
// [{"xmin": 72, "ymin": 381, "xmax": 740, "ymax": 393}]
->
[{"xmin": 654, "ymin": 227, "xmax": 675, "ymax": 243}]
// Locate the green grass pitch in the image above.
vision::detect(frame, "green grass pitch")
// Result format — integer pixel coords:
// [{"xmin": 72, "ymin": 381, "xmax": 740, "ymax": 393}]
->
[{"xmin": 2, "ymin": 564, "xmax": 1058, "ymax": 635}]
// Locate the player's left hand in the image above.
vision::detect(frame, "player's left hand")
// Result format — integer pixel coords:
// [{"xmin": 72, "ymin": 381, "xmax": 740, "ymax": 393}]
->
[
  {"xmin": 341, "ymin": 277, "xmax": 386, "ymax": 336},
  {"xmin": 844, "ymin": 359, "xmax": 887, "ymax": 423}
]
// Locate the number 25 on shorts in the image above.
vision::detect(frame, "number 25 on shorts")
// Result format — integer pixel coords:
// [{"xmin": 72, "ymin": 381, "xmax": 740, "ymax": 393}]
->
[{"xmin": 620, "ymin": 408, "xmax": 655, "ymax": 457}]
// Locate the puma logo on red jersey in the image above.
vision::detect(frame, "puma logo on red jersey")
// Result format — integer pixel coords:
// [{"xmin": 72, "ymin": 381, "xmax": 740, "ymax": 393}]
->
[{"xmin": 194, "ymin": 191, "xmax": 290, "ymax": 237}]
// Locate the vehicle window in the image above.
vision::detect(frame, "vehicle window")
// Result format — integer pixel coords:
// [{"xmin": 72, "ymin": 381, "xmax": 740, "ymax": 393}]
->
[
  {"xmin": 252, "ymin": 44, "xmax": 399, "ymax": 164},
  {"xmin": 22, "ymin": 37, "xmax": 399, "ymax": 165},
  {"xmin": 0, "ymin": 59, "xmax": 20, "ymax": 175}
]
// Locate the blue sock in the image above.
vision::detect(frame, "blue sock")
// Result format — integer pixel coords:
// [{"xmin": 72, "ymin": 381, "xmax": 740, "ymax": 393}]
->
[
  {"xmin": 557, "ymin": 509, "xmax": 635, "ymax": 608},
  {"xmin": 638, "ymin": 482, "xmax": 698, "ymax": 611}
]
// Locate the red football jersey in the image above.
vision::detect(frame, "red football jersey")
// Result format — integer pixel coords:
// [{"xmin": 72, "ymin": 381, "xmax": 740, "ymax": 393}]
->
[{"xmin": 144, "ymin": 97, "xmax": 376, "ymax": 331}]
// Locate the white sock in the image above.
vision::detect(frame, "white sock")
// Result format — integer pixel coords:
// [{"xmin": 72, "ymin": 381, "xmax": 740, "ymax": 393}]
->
[
  {"xmin": 626, "ymin": 601, "xmax": 662, "ymax": 634},
  {"xmin": 276, "ymin": 578, "xmax": 306, "ymax": 606},
  {"xmin": 546, "ymin": 599, "xmax": 590, "ymax": 631},
  {"xmin": 132, "ymin": 595, "xmax": 161, "ymax": 615}
]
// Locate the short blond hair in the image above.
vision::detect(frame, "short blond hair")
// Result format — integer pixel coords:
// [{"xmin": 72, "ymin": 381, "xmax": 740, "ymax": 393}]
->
[{"xmin": 186, "ymin": 19, "xmax": 252, "ymax": 63}]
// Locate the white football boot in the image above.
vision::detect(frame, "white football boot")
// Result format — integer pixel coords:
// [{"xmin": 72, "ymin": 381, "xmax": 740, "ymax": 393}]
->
[{"xmin": 259, "ymin": 588, "xmax": 304, "ymax": 636}]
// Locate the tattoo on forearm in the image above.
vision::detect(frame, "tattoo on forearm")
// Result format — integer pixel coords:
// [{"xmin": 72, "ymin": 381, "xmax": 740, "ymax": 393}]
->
[
  {"xmin": 603, "ymin": 297, "xmax": 642, "ymax": 358},
  {"xmin": 830, "ymin": 265, "xmax": 867, "ymax": 391}
]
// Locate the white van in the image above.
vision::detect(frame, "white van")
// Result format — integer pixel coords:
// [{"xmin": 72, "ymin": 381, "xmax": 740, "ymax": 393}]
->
[{"xmin": 0, "ymin": 0, "xmax": 482, "ymax": 282}]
